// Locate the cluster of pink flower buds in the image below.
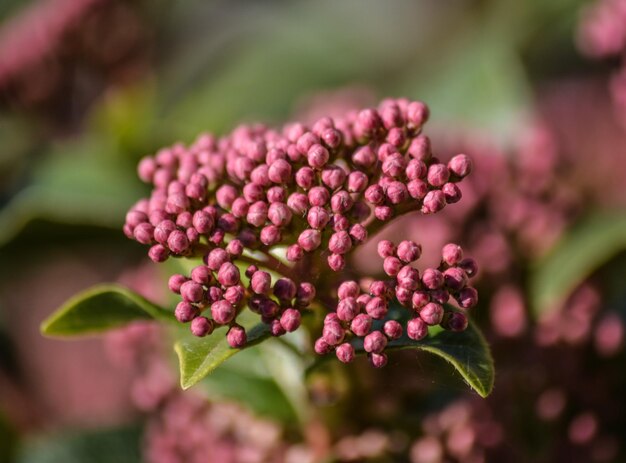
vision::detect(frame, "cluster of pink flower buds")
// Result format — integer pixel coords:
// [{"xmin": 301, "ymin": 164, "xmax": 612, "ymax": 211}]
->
[
  {"xmin": 314, "ymin": 241, "xmax": 478, "ymax": 367},
  {"xmin": 123, "ymin": 98, "xmax": 475, "ymax": 353}
]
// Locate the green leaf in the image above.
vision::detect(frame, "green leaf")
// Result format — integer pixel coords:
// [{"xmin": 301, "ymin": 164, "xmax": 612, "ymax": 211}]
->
[
  {"xmin": 530, "ymin": 213, "xmax": 626, "ymax": 317},
  {"xmin": 41, "ymin": 284, "xmax": 173, "ymax": 337},
  {"xmin": 15, "ymin": 425, "xmax": 142, "ymax": 463},
  {"xmin": 339, "ymin": 305, "xmax": 494, "ymax": 398},
  {"xmin": 174, "ymin": 310, "xmax": 271, "ymax": 389}
]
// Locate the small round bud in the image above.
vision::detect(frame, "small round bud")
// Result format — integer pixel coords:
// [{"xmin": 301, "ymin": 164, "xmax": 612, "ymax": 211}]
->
[
  {"xmin": 377, "ymin": 240, "xmax": 396, "ymax": 258},
  {"xmin": 442, "ymin": 312, "xmax": 468, "ymax": 332},
  {"xmin": 216, "ymin": 185, "xmax": 238, "ymax": 209},
  {"xmin": 442, "ymin": 244, "xmax": 463, "ymax": 266},
  {"xmin": 175, "ymin": 302, "xmax": 198, "ymax": 323},
  {"xmin": 247, "ymin": 201, "xmax": 268, "ymax": 227},
  {"xmin": 407, "ymin": 101, "xmax": 429, "ymax": 128},
  {"xmin": 348, "ymin": 224, "xmax": 367, "ymax": 243},
  {"xmin": 133, "ymin": 223, "xmax": 154, "ymax": 245},
  {"xmin": 288, "ymin": 192, "xmax": 311, "ymax": 215},
  {"xmin": 268, "ymin": 202, "xmax": 292, "ymax": 227},
  {"xmin": 314, "ymin": 337, "xmax": 332, "ymax": 355},
  {"xmin": 298, "ymin": 229, "xmax": 322, "ymax": 252},
  {"xmin": 369, "ymin": 352, "xmax": 388, "ymax": 368},
  {"xmin": 422, "ymin": 190, "xmax": 446, "ymax": 214},
  {"xmin": 386, "ymin": 181, "xmax": 408, "ymax": 205},
  {"xmin": 422, "ymin": 268, "xmax": 444, "ymax": 290},
  {"xmin": 227, "ymin": 325, "xmax": 247, "ymax": 348},
  {"xmin": 296, "ymin": 282, "xmax": 316, "ymax": 306},
  {"xmin": 427, "ymin": 164, "xmax": 450, "ymax": 187},
  {"xmin": 407, "ymin": 317, "xmax": 428, "ymax": 340},
  {"xmin": 329, "ymin": 231, "xmax": 352, "ymax": 254},
  {"xmin": 307, "ymin": 206, "xmax": 331, "ymax": 229},
  {"xmin": 364, "ymin": 331, "xmax": 387, "ymax": 354},
  {"xmin": 266, "ymin": 186, "xmax": 286, "ymax": 203},
  {"xmin": 307, "ymin": 144, "xmax": 330, "ymax": 168},
  {"xmin": 224, "ymin": 285, "xmax": 245, "ymax": 305},
  {"xmin": 322, "ymin": 322, "xmax": 345, "ymax": 346},
  {"xmin": 270, "ymin": 319, "xmax": 286, "ymax": 337},
  {"xmin": 412, "ymin": 291, "xmax": 430, "ymax": 310},
  {"xmin": 207, "ymin": 286, "xmax": 223, "ymax": 303},
  {"xmin": 296, "ymin": 166, "xmax": 315, "ymax": 189},
  {"xmin": 180, "ymin": 281, "xmax": 204, "ymax": 303},
  {"xmin": 352, "ymin": 145, "xmax": 377, "ymax": 168},
  {"xmin": 321, "ymin": 165, "xmax": 347, "ymax": 190},
  {"xmin": 273, "ymin": 278, "xmax": 297, "ymax": 301},
  {"xmin": 443, "ymin": 267, "xmax": 468, "ymax": 291},
  {"xmin": 365, "ymin": 297, "xmax": 388, "ymax": 319},
  {"xmin": 226, "ymin": 239, "xmax": 244, "ymax": 257},
  {"xmin": 280, "ymin": 309, "xmax": 301, "ymax": 332},
  {"xmin": 327, "ymin": 254, "xmax": 346, "ymax": 271},
  {"xmin": 245, "ymin": 265, "xmax": 258, "ymax": 278},
  {"xmin": 406, "ymin": 159, "xmax": 427, "ymax": 180},
  {"xmin": 337, "ymin": 297, "xmax": 360, "ymax": 322},
  {"xmin": 148, "ymin": 244, "xmax": 169, "ymax": 262},
  {"xmin": 251, "ymin": 271, "xmax": 272, "ymax": 295},
  {"xmin": 321, "ymin": 128, "xmax": 342, "ymax": 149},
  {"xmin": 350, "ymin": 314, "xmax": 373, "ymax": 337},
  {"xmin": 191, "ymin": 317, "xmax": 214, "ymax": 337},
  {"xmin": 347, "ymin": 171, "xmax": 369, "ymax": 193},
  {"xmin": 374, "ymin": 206, "xmax": 394, "ymax": 221},
  {"xmin": 383, "ymin": 256, "xmax": 402, "ymax": 277},
  {"xmin": 243, "ymin": 183, "xmax": 265, "ymax": 203},
  {"xmin": 167, "ymin": 230, "xmax": 189, "ymax": 254},
  {"xmin": 286, "ymin": 244, "xmax": 305, "ymax": 262},
  {"xmin": 384, "ymin": 320, "xmax": 403, "ymax": 340},
  {"xmin": 442, "ymin": 182, "xmax": 462, "ymax": 204},
  {"xmin": 338, "ymin": 280, "xmax": 360, "ymax": 300},
  {"xmin": 192, "ymin": 211, "xmax": 214, "ymax": 234},
  {"xmin": 364, "ymin": 184, "xmax": 385, "ymax": 205},
  {"xmin": 397, "ymin": 265, "xmax": 420, "ymax": 290},
  {"xmin": 268, "ymin": 159, "xmax": 292, "ymax": 184},
  {"xmin": 448, "ymin": 154, "xmax": 472, "ymax": 178},
  {"xmin": 211, "ymin": 300, "xmax": 236, "ymax": 325},
  {"xmin": 396, "ymin": 286, "xmax": 413, "ymax": 306},
  {"xmin": 458, "ymin": 258, "xmax": 478, "ymax": 278},
  {"xmin": 397, "ymin": 240, "xmax": 421, "ymax": 263},
  {"xmin": 308, "ymin": 186, "xmax": 330, "ymax": 207},
  {"xmin": 260, "ymin": 225, "xmax": 282, "ymax": 245},
  {"xmin": 206, "ymin": 248, "xmax": 229, "ymax": 271},
  {"xmin": 336, "ymin": 343, "xmax": 355, "ymax": 363},
  {"xmin": 407, "ymin": 179, "xmax": 428, "ymax": 199},
  {"xmin": 382, "ymin": 154, "xmax": 407, "ymax": 178},
  {"xmin": 168, "ymin": 274, "xmax": 188, "ymax": 293},
  {"xmin": 330, "ymin": 191, "xmax": 354, "ymax": 214},
  {"xmin": 420, "ymin": 303, "xmax": 444, "ymax": 325},
  {"xmin": 190, "ymin": 266, "xmax": 212, "ymax": 285},
  {"xmin": 457, "ymin": 287, "xmax": 478, "ymax": 309}
]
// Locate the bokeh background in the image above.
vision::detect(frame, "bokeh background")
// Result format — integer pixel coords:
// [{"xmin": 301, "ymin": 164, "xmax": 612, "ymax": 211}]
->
[{"xmin": 1, "ymin": 0, "xmax": 626, "ymax": 462}]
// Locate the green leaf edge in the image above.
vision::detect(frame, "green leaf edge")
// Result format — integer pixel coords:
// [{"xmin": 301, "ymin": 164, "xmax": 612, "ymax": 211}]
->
[
  {"xmin": 385, "ymin": 321, "xmax": 494, "ymax": 398},
  {"xmin": 174, "ymin": 322, "xmax": 272, "ymax": 390},
  {"xmin": 40, "ymin": 283, "xmax": 173, "ymax": 337}
]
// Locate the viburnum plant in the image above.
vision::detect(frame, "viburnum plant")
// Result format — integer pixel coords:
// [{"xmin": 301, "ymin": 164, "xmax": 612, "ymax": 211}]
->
[{"xmin": 41, "ymin": 98, "xmax": 493, "ymax": 396}]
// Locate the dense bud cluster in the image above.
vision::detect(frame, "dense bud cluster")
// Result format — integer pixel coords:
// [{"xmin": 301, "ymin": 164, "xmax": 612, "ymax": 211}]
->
[
  {"xmin": 123, "ymin": 99, "xmax": 476, "ymax": 356},
  {"xmin": 314, "ymin": 241, "xmax": 478, "ymax": 367}
]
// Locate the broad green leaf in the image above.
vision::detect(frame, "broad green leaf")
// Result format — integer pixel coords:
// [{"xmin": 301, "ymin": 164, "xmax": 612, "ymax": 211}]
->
[
  {"xmin": 174, "ymin": 311, "xmax": 271, "ymax": 389},
  {"xmin": 16, "ymin": 425, "xmax": 142, "ymax": 463},
  {"xmin": 530, "ymin": 213, "xmax": 626, "ymax": 317},
  {"xmin": 41, "ymin": 284, "xmax": 173, "ymax": 337},
  {"xmin": 201, "ymin": 346, "xmax": 300, "ymax": 424}
]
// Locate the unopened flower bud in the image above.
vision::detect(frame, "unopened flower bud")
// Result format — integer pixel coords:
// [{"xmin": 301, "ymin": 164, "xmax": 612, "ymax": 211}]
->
[
  {"xmin": 227, "ymin": 325, "xmax": 247, "ymax": 348},
  {"xmin": 407, "ymin": 317, "xmax": 428, "ymax": 340},
  {"xmin": 384, "ymin": 320, "xmax": 403, "ymax": 340},
  {"xmin": 175, "ymin": 302, "xmax": 198, "ymax": 323},
  {"xmin": 328, "ymin": 253, "xmax": 346, "ymax": 271},
  {"xmin": 364, "ymin": 330, "xmax": 387, "ymax": 354},
  {"xmin": 280, "ymin": 309, "xmax": 301, "ymax": 332},
  {"xmin": 191, "ymin": 317, "xmax": 214, "ymax": 337},
  {"xmin": 211, "ymin": 300, "xmax": 236, "ymax": 324},
  {"xmin": 420, "ymin": 302, "xmax": 444, "ymax": 325},
  {"xmin": 448, "ymin": 154, "xmax": 472, "ymax": 178}
]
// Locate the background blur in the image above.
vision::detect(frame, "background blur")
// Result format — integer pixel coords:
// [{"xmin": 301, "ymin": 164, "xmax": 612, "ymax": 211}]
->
[{"xmin": 1, "ymin": 0, "xmax": 626, "ymax": 462}]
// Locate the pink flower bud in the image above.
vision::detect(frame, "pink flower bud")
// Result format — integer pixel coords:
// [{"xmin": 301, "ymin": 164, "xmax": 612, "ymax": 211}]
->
[
  {"xmin": 422, "ymin": 268, "xmax": 444, "ymax": 290},
  {"xmin": 407, "ymin": 135, "xmax": 431, "ymax": 161},
  {"xmin": 270, "ymin": 319, "xmax": 286, "ymax": 337},
  {"xmin": 246, "ymin": 201, "xmax": 268, "ymax": 227},
  {"xmin": 180, "ymin": 281, "xmax": 204, "ymax": 303},
  {"xmin": 266, "ymin": 186, "xmax": 286, "ymax": 203},
  {"xmin": 322, "ymin": 165, "xmax": 347, "ymax": 190},
  {"xmin": 422, "ymin": 190, "xmax": 446, "ymax": 214},
  {"xmin": 338, "ymin": 280, "xmax": 360, "ymax": 300},
  {"xmin": 374, "ymin": 206, "xmax": 393, "ymax": 221},
  {"xmin": 329, "ymin": 231, "xmax": 352, "ymax": 254},
  {"xmin": 377, "ymin": 240, "xmax": 396, "ymax": 258},
  {"xmin": 348, "ymin": 224, "xmax": 367, "ymax": 243},
  {"xmin": 328, "ymin": 253, "xmax": 346, "ymax": 271},
  {"xmin": 191, "ymin": 317, "xmax": 214, "ymax": 337},
  {"xmin": 365, "ymin": 297, "xmax": 388, "ymax": 319},
  {"xmin": 280, "ymin": 309, "xmax": 301, "ymax": 332},
  {"xmin": 137, "ymin": 157, "xmax": 157, "ymax": 183},
  {"xmin": 369, "ymin": 353, "xmax": 388, "ymax": 368},
  {"xmin": 397, "ymin": 265, "xmax": 420, "ymax": 290},
  {"xmin": 205, "ymin": 248, "xmax": 230, "ymax": 271},
  {"xmin": 148, "ymin": 244, "xmax": 169, "ymax": 262},
  {"xmin": 243, "ymin": 183, "xmax": 265, "ymax": 203},
  {"xmin": 448, "ymin": 154, "xmax": 472, "ymax": 178},
  {"xmin": 407, "ymin": 101, "xmax": 429, "ymax": 128},
  {"xmin": 176, "ymin": 211, "xmax": 193, "ymax": 229},
  {"xmin": 387, "ymin": 127, "xmax": 406, "ymax": 147},
  {"xmin": 337, "ymin": 297, "xmax": 360, "ymax": 321},
  {"xmin": 314, "ymin": 337, "xmax": 332, "ymax": 355},
  {"xmin": 245, "ymin": 265, "xmax": 258, "ymax": 278},
  {"xmin": 175, "ymin": 302, "xmax": 198, "ymax": 323},
  {"xmin": 298, "ymin": 229, "xmax": 322, "ymax": 251},
  {"xmin": 296, "ymin": 132, "xmax": 319, "ymax": 154},
  {"xmin": 224, "ymin": 285, "xmax": 245, "ymax": 305},
  {"xmin": 190, "ymin": 266, "xmax": 212, "ymax": 285},
  {"xmin": 227, "ymin": 325, "xmax": 247, "ymax": 348},
  {"xmin": 420, "ymin": 302, "xmax": 444, "ymax": 325},
  {"xmin": 217, "ymin": 213, "xmax": 239, "ymax": 233},
  {"xmin": 352, "ymin": 146, "xmax": 377, "ymax": 168},
  {"xmin": 216, "ymin": 185, "xmax": 238, "ymax": 209},
  {"xmin": 382, "ymin": 154, "xmax": 407, "ymax": 178},
  {"xmin": 396, "ymin": 286, "xmax": 413, "ymax": 306},
  {"xmin": 364, "ymin": 184, "xmax": 385, "ymax": 205},
  {"xmin": 412, "ymin": 291, "xmax": 429, "ymax": 310},
  {"xmin": 443, "ymin": 267, "xmax": 468, "ymax": 291},
  {"xmin": 323, "ymin": 322, "xmax": 345, "ymax": 346},
  {"xmin": 296, "ymin": 282, "xmax": 316, "ymax": 306},
  {"xmin": 364, "ymin": 330, "xmax": 387, "ymax": 354},
  {"xmin": 384, "ymin": 320, "xmax": 403, "ymax": 340},
  {"xmin": 226, "ymin": 239, "xmax": 244, "ymax": 257},
  {"xmin": 207, "ymin": 286, "xmax": 223, "ymax": 303},
  {"xmin": 347, "ymin": 171, "xmax": 369, "ymax": 193},
  {"xmin": 133, "ymin": 223, "xmax": 154, "ymax": 245},
  {"xmin": 169, "ymin": 274, "xmax": 188, "ymax": 293},
  {"xmin": 287, "ymin": 192, "xmax": 309, "ymax": 216},
  {"xmin": 442, "ymin": 312, "xmax": 468, "ymax": 331},
  {"xmin": 407, "ymin": 179, "xmax": 428, "ymax": 199},
  {"xmin": 397, "ymin": 240, "xmax": 421, "ymax": 263},
  {"xmin": 356, "ymin": 108, "xmax": 383, "ymax": 136},
  {"xmin": 332, "ymin": 214, "xmax": 350, "ymax": 232},
  {"xmin": 268, "ymin": 159, "xmax": 292, "ymax": 184},
  {"xmin": 336, "ymin": 343, "xmax": 355, "ymax": 363},
  {"xmin": 308, "ymin": 186, "xmax": 330, "ymax": 207},
  {"xmin": 406, "ymin": 159, "xmax": 427, "ymax": 180},
  {"xmin": 458, "ymin": 258, "xmax": 478, "ymax": 278},
  {"xmin": 407, "ymin": 317, "xmax": 428, "ymax": 340},
  {"xmin": 331, "ymin": 191, "xmax": 354, "ymax": 213},
  {"xmin": 251, "ymin": 271, "xmax": 271, "ymax": 295},
  {"xmin": 287, "ymin": 244, "xmax": 304, "ymax": 262},
  {"xmin": 457, "ymin": 287, "xmax": 478, "ymax": 309},
  {"xmin": 167, "ymin": 230, "xmax": 190, "ymax": 254},
  {"xmin": 430, "ymin": 289, "xmax": 450, "ymax": 305},
  {"xmin": 442, "ymin": 182, "xmax": 462, "ymax": 204},
  {"xmin": 268, "ymin": 202, "xmax": 292, "ymax": 227},
  {"xmin": 296, "ymin": 166, "xmax": 315, "ymax": 189},
  {"xmin": 273, "ymin": 277, "xmax": 297, "ymax": 302},
  {"xmin": 192, "ymin": 211, "xmax": 214, "ymax": 234},
  {"xmin": 250, "ymin": 164, "xmax": 271, "ymax": 186},
  {"xmin": 217, "ymin": 262, "xmax": 240, "ymax": 287},
  {"xmin": 211, "ymin": 300, "xmax": 236, "ymax": 324},
  {"xmin": 385, "ymin": 181, "xmax": 408, "ymax": 205},
  {"xmin": 307, "ymin": 206, "xmax": 331, "ymax": 229},
  {"xmin": 383, "ymin": 256, "xmax": 402, "ymax": 276},
  {"xmin": 307, "ymin": 144, "xmax": 330, "ymax": 168},
  {"xmin": 442, "ymin": 243, "xmax": 463, "ymax": 266},
  {"xmin": 427, "ymin": 164, "xmax": 450, "ymax": 187},
  {"xmin": 351, "ymin": 313, "xmax": 373, "ymax": 336}
]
